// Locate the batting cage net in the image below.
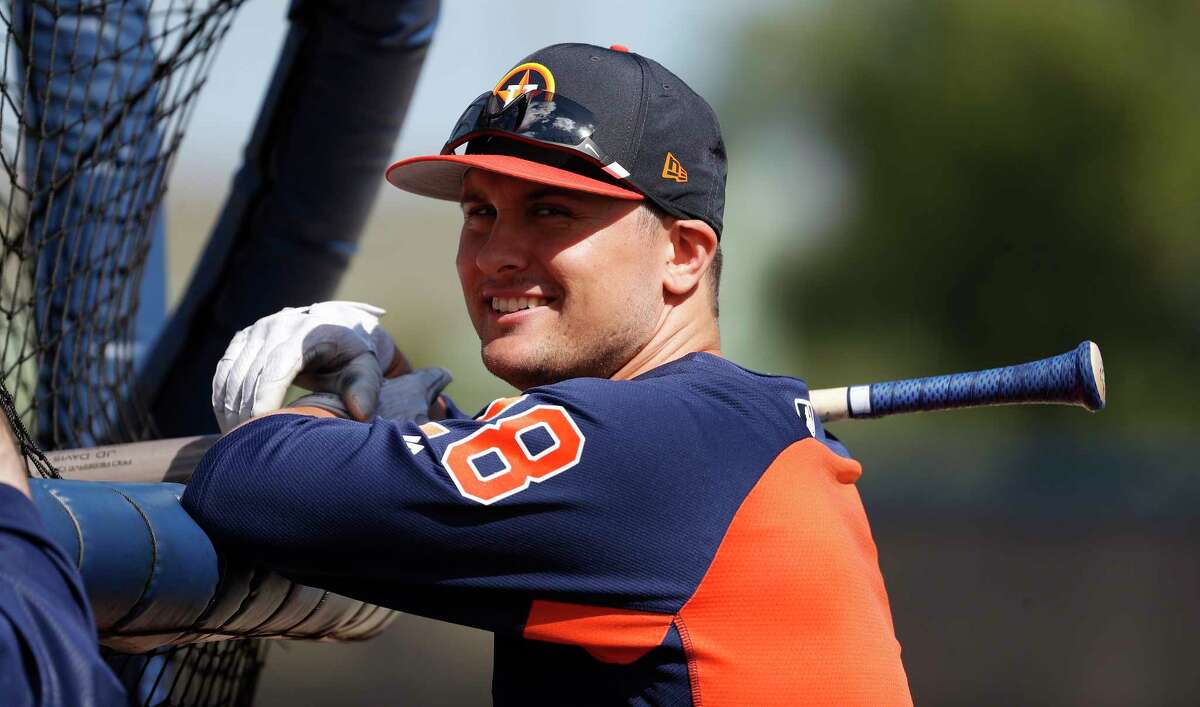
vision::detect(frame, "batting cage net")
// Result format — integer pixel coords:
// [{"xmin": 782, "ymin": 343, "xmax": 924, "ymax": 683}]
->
[
  {"xmin": 0, "ymin": 1, "xmax": 267, "ymax": 704},
  {"xmin": 0, "ymin": 0, "xmax": 243, "ymax": 450}
]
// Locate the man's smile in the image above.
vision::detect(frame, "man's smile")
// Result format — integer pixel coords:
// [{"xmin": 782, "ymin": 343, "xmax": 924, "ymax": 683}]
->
[
  {"xmin": 479, "ymin": 291, "xmax": 561, "ymax": 332},
  {"xmin": 490, "ymin": 295, "xmax": 553, "ymax": 314}
]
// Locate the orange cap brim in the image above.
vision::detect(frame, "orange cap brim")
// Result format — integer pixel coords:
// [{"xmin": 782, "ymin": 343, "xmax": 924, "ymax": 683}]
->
[{"xmin": 384, "ymin": 153, "xmax": 644, "ymax": 202}]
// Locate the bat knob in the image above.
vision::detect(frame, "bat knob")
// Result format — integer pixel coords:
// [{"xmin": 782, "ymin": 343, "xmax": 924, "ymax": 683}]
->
[{"xmin": 1078, "ymin": 341, "xmax": 1106, "ymax": 411}]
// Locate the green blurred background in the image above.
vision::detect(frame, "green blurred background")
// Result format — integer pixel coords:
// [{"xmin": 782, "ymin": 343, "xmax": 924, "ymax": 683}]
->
[{"xmin": 166, "ymin": 0, "xmax": 1199, "ymax": 704}]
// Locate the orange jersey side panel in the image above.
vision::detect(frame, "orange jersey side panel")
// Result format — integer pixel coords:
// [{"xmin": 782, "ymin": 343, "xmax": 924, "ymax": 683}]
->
[
  {"xmin": 677, "ymin": 438, "xmax": 911, "ymax": 706},
  {"xmin": 523, "ymin": 599, "xmax": 675, "ymax": 665}
]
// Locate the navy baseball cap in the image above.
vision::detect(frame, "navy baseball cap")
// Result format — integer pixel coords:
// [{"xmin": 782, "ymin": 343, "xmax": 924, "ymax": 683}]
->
[{"xmin": 386, "ymin": 43, "xmax": 727, "ymax": 235}]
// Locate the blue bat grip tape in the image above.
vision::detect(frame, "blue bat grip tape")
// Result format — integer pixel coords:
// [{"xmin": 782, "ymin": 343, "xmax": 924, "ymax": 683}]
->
[{"xmin": 865, "ymin": 341, "xmax": 1104, "ymax": 417}]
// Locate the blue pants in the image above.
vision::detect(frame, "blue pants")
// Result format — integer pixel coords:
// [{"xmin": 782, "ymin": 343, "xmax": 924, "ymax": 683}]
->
[{"xmin": 20, "ymin": 0, "xmax": 167, "ymax": 448}]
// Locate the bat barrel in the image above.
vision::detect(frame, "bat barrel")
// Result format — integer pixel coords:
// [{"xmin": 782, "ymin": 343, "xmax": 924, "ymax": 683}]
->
[
  {"xmin": 846, "ymin": 341, "xmax": 1106, "ymax": 419},
  {"xmin": 44, "ymin": 435, "xmax": 217, "ymax": 483}
]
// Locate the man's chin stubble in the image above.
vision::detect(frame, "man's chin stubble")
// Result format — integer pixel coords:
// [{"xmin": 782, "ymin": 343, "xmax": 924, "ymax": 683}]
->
[{"xmin": 481, "ymin": 338, "xmax": 635, "ymax": 391}]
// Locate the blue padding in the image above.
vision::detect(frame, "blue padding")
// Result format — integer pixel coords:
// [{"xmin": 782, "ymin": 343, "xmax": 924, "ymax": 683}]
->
[
  {"xmin": 27, "ymin": 482, "xmax": 81, "ymax": 565},
  {"xmin": 26, "ymin": 478, "xmax": 397, "ymax": 648},
  {"xmin": 105, "ymin": 483, "xmax": 219, "ymax": 634},
  {"xmin": 46, "ymin": 481, "xmax": 154, "ymax": 628},
  {"xmin": 29, "ymin": 480, "xmax": 219, "ymax": 635}
]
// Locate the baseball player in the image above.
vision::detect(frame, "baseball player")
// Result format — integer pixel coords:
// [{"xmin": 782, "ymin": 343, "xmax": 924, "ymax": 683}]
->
[
  {"xmin": 187, "ymin": 44, "xmax": 912, "ymax": 705},
  {"xmin": 0, "ymin": 393, "xmax": 126, "ymax": 705}
]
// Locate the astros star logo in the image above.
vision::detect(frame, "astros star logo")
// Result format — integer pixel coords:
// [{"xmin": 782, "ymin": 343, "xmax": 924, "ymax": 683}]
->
[
  {"xmin": 498, "ymin": 69, "xmax": 539, "ymax": 107},
  {"xmin": 492, "ymin": 62, "xmax": 556, "ymax": 107}
]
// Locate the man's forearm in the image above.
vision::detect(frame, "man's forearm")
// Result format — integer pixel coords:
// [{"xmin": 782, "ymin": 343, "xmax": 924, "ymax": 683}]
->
[
  {"xmin": 183, "ymin": 413, "xmax": 373, "ymax": 569},
  {"xmin": 182, "ymin": 410, "xmax": 464, "ymax": 595},
  {"xmin": 230, "ymin": 405, "xmax": 341, "ymax": 431}
]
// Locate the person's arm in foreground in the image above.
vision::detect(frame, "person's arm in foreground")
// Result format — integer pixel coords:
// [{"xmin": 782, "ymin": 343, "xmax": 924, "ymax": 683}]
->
[{"xmin": 0, "ymin": 416, "xmax": 126, "ymax": 707}]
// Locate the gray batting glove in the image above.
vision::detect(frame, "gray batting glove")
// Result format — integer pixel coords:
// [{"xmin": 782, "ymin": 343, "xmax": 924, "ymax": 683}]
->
[
  {"xmin": 212, "ymin": 301, "xmax": 401, "ymax": 433},
  {"xmin": 289, "ymin": 368, "xmax": 452, "ymax": 424}
]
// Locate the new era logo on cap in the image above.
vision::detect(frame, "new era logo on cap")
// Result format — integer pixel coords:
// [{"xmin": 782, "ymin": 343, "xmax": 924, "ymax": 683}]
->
[{"xmin": 662, "ymin": 152, "xmax": 688, "ymax": 183}]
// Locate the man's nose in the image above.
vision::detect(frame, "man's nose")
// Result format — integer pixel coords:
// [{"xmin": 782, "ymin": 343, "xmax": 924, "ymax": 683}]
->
[{"xmin": 474, "ymin": 213, "xmax": 530, "ymax": 275}]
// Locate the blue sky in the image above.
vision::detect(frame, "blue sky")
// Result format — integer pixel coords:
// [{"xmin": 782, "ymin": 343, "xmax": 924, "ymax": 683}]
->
[{"xmin": 175, "ymin": 0, "xmax": 791, "ymax": 181}]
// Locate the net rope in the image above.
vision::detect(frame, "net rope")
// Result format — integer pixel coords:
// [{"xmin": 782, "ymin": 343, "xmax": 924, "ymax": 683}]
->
[
  {"xmin": 0, "ymin": 2, "xmax": 267, "ymax": 704},
  {"xmin": 0, "ymin": 0, "xmax": 244, "ymax": 449}
]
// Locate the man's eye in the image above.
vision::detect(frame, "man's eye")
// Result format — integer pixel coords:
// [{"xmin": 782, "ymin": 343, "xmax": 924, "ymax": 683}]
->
[
  {"xmin": 533, "ymin": 205, "xmax": 570, "ymax": 217},
  {"xmin": 464, "ymin": 205, "xmax": 494, "ymax": 219}
]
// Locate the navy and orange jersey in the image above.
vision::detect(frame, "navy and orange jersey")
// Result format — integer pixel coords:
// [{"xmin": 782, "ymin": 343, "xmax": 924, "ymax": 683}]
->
[
  {"xmin": 0, "ymin": 484, "xmax": 126, "ymax": 706},
  {"xmin": 183, "ymin": 353, "xmax": 912, "ymax": 706}
]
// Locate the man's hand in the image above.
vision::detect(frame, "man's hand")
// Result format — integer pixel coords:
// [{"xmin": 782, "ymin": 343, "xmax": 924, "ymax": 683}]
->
[
  {"xmin": 212, "ymin": 301, "xmax": 410, "ymax": 432},
  {"xmin": 289, "ymin": 368, "xmax": 452, "ymax": 423}
]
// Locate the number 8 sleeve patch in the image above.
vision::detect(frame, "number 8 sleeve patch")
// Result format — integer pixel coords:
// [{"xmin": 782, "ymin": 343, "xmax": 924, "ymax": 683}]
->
[{"xmin": 442, "ymin": 405, "xmax": 586, "ymax": 505}]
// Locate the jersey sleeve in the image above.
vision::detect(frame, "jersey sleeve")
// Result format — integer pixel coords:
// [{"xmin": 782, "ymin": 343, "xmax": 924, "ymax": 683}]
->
[
  {"xmin": 0, "ymin": 485, "xmax": 127, "ymax": 706},
  {"xmin": 182, "ymin": 376, "xmax": 782, "ymax": 634}
]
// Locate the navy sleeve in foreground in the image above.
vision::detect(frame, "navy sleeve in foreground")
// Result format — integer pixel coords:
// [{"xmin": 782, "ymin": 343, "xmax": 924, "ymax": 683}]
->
[{"xmin": 0, "ymin": 484, "xmax": 126, "ymax": 707}]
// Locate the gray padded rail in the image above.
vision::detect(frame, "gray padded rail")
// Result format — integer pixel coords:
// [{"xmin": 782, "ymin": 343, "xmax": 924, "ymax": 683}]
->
[{"xmin": 30, "ymin": 478, "xmax": 397, "ymax": 652}]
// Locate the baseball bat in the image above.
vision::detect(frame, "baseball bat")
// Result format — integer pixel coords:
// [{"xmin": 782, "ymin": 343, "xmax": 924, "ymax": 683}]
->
[
  {"xmin": 43, "ymin": 341, "xmax": 1105, "ymax": 482},
  {"xmin": 46, "ymin": 434, "xmax": 217, "ymax": 483},
  {"xmin": 809, "ymin": 340, "xmax": 1106, "ymax": 422}
]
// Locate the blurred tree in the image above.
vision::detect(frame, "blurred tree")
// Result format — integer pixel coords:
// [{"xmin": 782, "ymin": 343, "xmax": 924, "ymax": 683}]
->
[{"xmin": 727, "ymin": 0, "xmax": 1199, "ymax": 434}]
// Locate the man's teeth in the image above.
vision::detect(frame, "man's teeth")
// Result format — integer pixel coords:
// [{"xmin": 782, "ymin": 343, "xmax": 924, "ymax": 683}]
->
[{"xmin": 492, "ymin": 296, "xmax": 550, "ymax": 313}]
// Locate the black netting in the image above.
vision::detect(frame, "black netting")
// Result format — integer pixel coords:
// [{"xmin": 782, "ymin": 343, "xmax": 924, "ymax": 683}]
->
[
  {"xmin": 104, "ymin": 641, "xmax": 269, "ymax": 707},
  {"xmin": 0, "ymin": 2, "xmax": 268, "ymax": 705},
  {"xmin": 0, "ymin": 0, "xmax": 243, "ymax": 450},
  {"xmin": 0, "ymin": 372, "xmax": 54, "ymax": 475}
]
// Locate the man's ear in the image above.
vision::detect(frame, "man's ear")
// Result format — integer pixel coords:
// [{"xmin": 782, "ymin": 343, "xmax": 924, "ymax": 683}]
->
[{"xmin": 663, "ymin": 219, "xmax": 719, "ymax": 297}]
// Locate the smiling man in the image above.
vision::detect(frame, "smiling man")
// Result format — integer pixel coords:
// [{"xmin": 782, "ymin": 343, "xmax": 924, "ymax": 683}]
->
[{"xmin": 186, "ymin": 44, "xmax": 911, "ymax": 706}]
